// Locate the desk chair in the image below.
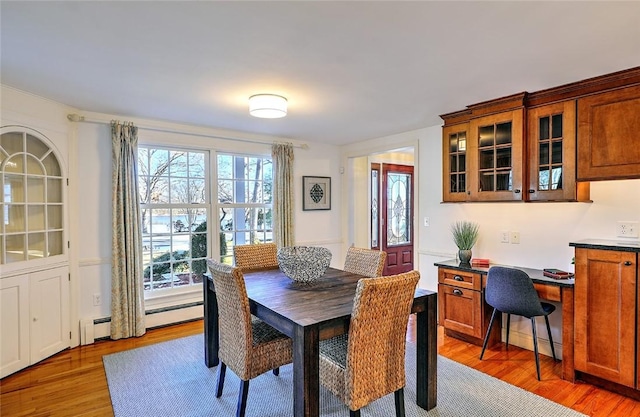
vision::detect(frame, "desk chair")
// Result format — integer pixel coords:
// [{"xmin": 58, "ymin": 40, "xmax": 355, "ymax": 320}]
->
[
  {"xmin": 319, "ymin": 271, "xmax": 420, "ymax": 417},
  {"xmin": 206, "ymin": 259, "xmax": 292, "ymax": 417},
  {"xmin": 480, "ymin": 266, "xmax": 557, "ymax": 380},
  {"xmin": 233, "ymin": 243, "xmax": 278, "ymax": 271},
  {"xmin": 343, "ymin": 246, "xmax": 387, "ymax": 277}
]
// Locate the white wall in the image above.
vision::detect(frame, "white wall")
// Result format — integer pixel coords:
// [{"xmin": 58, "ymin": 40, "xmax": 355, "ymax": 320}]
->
[{"xmin": 2, "ymin": 86, "xmax": 343, "ymax": 342}]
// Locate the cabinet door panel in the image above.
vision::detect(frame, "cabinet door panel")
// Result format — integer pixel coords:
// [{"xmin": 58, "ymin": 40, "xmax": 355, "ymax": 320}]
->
[
  {"xmin": 469, "ymin": 110, "xmax": 523, "ymax": 201},
  {"xmin": 528, "ymin": 101, "xmax": 587, "ymax": 201},
  {"xmin": 29, "ymin": 266, "xmax": 70, "ymax": 363},
  {"xmin": 574, "ymin": 248, "xmax": 636, "ymax": 387},
  {"xmin": 442, "ymin": 123, "xmax": 470, "ymax": 202},
  {"xmin": 439, "ymin": 284, "xmax": 482, "ymax": 338},
  {"xmin": 0, "ymin": 275, "xmax": 30, "ymax": 378},
  {"xmin": 577, "ymin": 85, "xmax": 640, "ymax": 181}
]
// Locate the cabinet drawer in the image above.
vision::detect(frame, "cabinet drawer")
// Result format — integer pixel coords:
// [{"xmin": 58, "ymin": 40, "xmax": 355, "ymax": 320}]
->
[
  {"xmin": 439, "ymin": 284, "xmax": 483, "ymax": 339},
  {"xmin": 534, "ymin": 283, "xmax": 561, "ymax": 302},
  {"xmin": 438, "ymin": 268, "xmax": 481, "ymax": 291}
]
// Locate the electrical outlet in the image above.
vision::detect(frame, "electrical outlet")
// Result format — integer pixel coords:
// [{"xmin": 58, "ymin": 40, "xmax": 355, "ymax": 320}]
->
[
  {"xmin": 500, "ymin": 231, "xmax": 509, "ymax": 243},
  {"xmin": 617, "ymin": 221, "xmax": 639, "ymax": 238},
  {"xmin": 511, "ymin": 231, "xmax": 520, "ymax": 244},
  {"xmin": 93, "ymin": 293, "xmax": 101, "ymax": 306}
]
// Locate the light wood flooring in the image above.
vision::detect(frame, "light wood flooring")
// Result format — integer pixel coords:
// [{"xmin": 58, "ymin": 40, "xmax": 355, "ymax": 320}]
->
[{"xmin": 1, "ymin": 318, "xmax": 638, "ymax": 416}]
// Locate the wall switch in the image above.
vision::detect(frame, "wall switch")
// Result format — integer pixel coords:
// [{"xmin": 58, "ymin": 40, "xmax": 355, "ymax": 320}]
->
[
  {"xmin": 423, "ymin": 217, "xmax": 430, "ymax": 227},
  {"xmin": 500, "ymin": 231, "xmax": 509, "ymax": 243},
  {"xmin": 93, "ymin": 293, "xmax": 101, "ymax": 306},
  {"xmin": 617, "ymin": 221, "xmax": 639, "ymax": 238},
  {"xmin": 510, "ymin": 231, "xmax": 520, "ymax": 244}
]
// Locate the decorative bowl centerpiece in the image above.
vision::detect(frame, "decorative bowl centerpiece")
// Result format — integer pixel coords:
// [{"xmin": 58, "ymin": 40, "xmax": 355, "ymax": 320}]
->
[{"xmin": 277, "ymin": 246, "xmax": 332, "ymax": 284}]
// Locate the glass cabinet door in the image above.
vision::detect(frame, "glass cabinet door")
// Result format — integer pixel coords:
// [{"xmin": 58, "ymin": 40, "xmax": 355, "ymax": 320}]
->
[
  {"xmin": 1, "ymin": 129, "xmax": 64, "ymax": 264},
  {"xmin": 469, "ymin": 110, "xmax": 523, "ymax": 201},
  {"xmin": 527, "ymin": 101, "xmax": 584, "ymax": 201},
  {"xmin": 442, "ymin": 123, "xmax": 470, "ymax": 202}
]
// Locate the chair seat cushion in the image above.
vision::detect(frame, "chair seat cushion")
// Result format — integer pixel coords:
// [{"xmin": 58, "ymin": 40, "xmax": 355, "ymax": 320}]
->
[
  {"xmin": 251, "ymin": 316, "xmax": 288, "ymax": 345},
  {"xmin": 541, "ymin": 302, "xmax": 556, "ymax": 315},
  {"xmin": 319, "ymin": 333, "xmax": 348, "ymax": 368}
]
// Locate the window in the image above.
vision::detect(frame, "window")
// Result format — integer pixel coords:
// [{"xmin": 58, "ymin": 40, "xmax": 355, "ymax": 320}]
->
[
  {"xmin": 217, "ymin": 154, "xmax": 272, "ymax": 265},
  {"xmin": 1, "ymin": 129, "xmax": 64, "ymax": 265},
  {"xmin": 138, "ymin": 147, "xmax": 208, "ymax": 293}
]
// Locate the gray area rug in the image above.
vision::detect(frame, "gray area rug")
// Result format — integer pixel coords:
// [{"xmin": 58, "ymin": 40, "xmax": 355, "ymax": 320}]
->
[{"xmin": 103, "ymin": 334, "xmax": 586, "ymax": 417}]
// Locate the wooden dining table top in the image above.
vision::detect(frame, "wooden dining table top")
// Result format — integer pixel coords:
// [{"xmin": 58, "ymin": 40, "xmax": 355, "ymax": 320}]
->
[{"xmin": 241, "ymin": 266, "xmax": 434, "ymax": 329}]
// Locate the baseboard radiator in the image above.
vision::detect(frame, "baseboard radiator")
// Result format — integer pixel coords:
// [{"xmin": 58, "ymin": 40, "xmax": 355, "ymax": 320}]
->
[{"xmin": 79, "ymin": 302, "xmax": 203, "ymax": 345}]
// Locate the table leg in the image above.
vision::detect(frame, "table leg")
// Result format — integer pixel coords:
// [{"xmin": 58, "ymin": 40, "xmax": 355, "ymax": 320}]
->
[
  {"xmin": 293, "ymin": 325, "xmax": 319, "ymax": 417},
  {"xmin": 203, "ymin": 277, "xmax": 219, "ymax": 367},
  {"xmin": 415, "ymin": 293, "xmax": 437, "ymax": 410}
]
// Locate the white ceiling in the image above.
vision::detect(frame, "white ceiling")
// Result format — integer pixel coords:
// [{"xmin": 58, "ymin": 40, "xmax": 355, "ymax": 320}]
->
[{"xmin": 1, "ymin": 1, "xmax": 639, "ymax": 146}]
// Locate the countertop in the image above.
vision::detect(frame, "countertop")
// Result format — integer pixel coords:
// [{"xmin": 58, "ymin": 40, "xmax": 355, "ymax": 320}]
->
[
  {"xmin": 434, "ymin": 259, "xmax": 575, "ymax": 288},
  {"xmin": 569, "ymin": 238, "xmax": 640, "ymax": 252}
]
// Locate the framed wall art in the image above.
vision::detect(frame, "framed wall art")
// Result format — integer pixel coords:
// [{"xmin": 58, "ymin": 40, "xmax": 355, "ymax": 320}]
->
[{"xmin": 302, "ymin": 176, "xmax": 331, "ymax": 210}]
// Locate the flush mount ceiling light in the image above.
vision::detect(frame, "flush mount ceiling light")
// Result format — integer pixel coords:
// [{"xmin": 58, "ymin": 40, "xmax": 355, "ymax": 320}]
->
[{"xmin": 249, "ymin": 94, "xmax": 287, "ymax": 118}]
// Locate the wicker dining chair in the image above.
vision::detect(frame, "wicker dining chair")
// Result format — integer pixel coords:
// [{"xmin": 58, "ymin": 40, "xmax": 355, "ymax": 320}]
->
[
  {"xmin": 319, "ymin": 270, "xmax": 420, "ymax": 417},
  {"xmin": 206, "ymin": 259, "xmax": 293, "ymax": 417},
  {"xmin": 233, "ymin": 243, "xmax": 278, "ymax": 271},
  {"xmin": 343, "ymin": 246, "xmax": 387, "ymax": 277}
]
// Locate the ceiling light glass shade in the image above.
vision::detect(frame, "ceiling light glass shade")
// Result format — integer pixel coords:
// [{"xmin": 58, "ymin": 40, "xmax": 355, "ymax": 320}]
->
[{"xmin": 249, "ymin": 94, "xmax": 287, "ymax": 118}]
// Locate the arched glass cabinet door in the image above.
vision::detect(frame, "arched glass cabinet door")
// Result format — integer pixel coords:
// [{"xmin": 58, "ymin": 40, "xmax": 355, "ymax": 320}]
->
[{"xmin": 0, "ymin": 127, "xmax": 65, "ymax": 265}]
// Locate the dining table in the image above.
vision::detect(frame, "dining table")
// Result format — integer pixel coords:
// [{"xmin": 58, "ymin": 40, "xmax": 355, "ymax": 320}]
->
[{"xmin": 203, "ymin": 266, "xmax": 438, "ymax": 417}]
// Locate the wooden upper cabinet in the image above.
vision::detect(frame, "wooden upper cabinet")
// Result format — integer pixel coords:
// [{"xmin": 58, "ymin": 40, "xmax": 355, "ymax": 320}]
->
[
  {"xmin": 441, "ymin": 94, "xmax": 525, "ymax": 202},
  {"xmin": 442, "ymin": 123, "xmax": 470, "ymax": 202},
  {"xmin": 527, "ymin": 101, "xmax": 590, "ymax": 201},
  {"xmin": 441, "ymin": 67, "xmax": 640, "ymax": 203},
  {"xmin": 577, "ymin": 84, "xmax": 640, "ymax": 181}
]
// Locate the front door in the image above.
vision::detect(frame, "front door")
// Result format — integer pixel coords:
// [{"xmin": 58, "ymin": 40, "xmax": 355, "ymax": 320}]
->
[{"xmin": 371, "ymin": 163, "xmax": 414, "ymax": 275}]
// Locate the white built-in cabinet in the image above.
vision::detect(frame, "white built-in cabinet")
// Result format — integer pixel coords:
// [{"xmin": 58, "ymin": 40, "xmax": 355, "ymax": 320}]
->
[
  {"xmin": 1, "ymin": 266, "xmax": 70, "ymax": 378},
  {"xmin": 1, "ymin": 126, "xmax": 69, "ymax": 378}
]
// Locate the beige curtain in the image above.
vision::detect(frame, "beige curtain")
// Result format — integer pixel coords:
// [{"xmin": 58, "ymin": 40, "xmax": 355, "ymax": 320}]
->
[
  {"xmin": 271, "ymin": 143, "xmax": 295, "ymax": 248},
  {"xmin": 110, "ymin": 121, "xmax": 145, "ymax": 339}
]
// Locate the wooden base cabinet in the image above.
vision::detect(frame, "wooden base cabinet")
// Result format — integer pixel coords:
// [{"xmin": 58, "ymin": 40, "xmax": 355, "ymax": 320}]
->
[
  {"xmin": 437, "ymin": 267, "xmax": 500, "ymax": 346},
  {"xmin": 574, "ymin": 248, "xmax": 638, "ymax": 388}
]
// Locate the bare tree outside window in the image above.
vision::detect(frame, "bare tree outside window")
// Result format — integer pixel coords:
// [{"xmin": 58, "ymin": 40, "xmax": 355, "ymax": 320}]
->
[
  {"xmin": 138, "ymin": 147, "xmax": 208, "ymax": 293},
  {"xmin": 217, "ymin": 154, "xmax": 272, "ymax": 265}
]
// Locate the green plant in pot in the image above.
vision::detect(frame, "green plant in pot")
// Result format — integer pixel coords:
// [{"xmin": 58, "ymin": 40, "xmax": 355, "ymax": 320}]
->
[{"xmin": 450, "ymin": 221, "xmax": 479, "ymax": 264}]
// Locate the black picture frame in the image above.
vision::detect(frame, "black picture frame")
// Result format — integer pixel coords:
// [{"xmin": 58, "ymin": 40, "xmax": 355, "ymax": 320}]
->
[{"xmin": 302, "ymin": 176, "xmax": 331, "ymax": 210}]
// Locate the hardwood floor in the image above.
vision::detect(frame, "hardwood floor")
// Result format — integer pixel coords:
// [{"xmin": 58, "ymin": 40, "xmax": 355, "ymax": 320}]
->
[{"xmin": 1, "ymin": 318, "xmax": 638, "ymax": 416}]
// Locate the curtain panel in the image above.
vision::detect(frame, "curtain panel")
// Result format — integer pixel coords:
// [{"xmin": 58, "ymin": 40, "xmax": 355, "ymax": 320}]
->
[
  {"xmin": 110, "ymin": 121, "xmax": 146, "ymax": 339},
  {"xmin": 271, "ymin": 143, "xmax": 295, "ymax": 248}
]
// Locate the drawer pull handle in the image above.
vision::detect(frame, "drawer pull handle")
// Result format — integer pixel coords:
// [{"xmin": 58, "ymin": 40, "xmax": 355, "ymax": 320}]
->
[
  {"xmin": 453, "ymin": 275, "xmax": 464, "ymax": 281},
  {"xmin": 453, "ymin": 289, "xmax": 463, "ymax": 296},
  {"xmin": 624, "ymin": 261, "xmax": 632, "ymax": 266}
]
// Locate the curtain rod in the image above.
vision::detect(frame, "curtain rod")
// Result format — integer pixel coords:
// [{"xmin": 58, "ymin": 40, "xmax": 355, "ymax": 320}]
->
[{"xmin": 66, "ymin": 113, "xmax": 309, "ymax": 150}]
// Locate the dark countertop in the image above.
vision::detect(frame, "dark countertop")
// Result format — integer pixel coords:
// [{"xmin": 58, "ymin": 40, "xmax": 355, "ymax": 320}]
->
[
  {"xmin": 434, "ymin": 259, "xmax": 575, "ymax": 288},
  {"xmin": 569, "ymin": 238, "xmax": 640, "ymax": 252}
]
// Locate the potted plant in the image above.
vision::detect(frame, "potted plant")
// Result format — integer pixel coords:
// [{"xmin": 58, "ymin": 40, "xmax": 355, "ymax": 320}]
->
[{"xmin": 450, "ymin": 221, "xmax": 479, "ymax": 264}]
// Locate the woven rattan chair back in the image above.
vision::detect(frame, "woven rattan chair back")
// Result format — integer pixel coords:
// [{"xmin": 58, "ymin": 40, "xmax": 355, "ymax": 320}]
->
[
  {"xmin": 234, "ymin": 243, "xmax": 278, "ymax": 271},
  {"xmin": 206, "ymin": 259, "xmax": 293, "ymax": 417},
  {"xmin": 319, "ymin": 270, "xmax": 419, "ymax": 415},
  {"xmin": 206, "ymin": 259, "xmax": 254, "ymax": 376},
  {"xmin": 343, "ymin": 247, "xmax": 387, "ymax": 277}
]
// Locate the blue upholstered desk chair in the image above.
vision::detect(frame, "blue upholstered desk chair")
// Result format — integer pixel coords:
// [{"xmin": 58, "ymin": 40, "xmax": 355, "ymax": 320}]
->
[{"xmin": 479, "ymin": 266, "xmax": 557, "ymax": 380}]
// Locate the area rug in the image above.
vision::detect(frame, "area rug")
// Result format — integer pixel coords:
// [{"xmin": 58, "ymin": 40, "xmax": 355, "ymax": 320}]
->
[{"xmin": 103, "ymin": 334, "xmax": 586, "ymax": 417}]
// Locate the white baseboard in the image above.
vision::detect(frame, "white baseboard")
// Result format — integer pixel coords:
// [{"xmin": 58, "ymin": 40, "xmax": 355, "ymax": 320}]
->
[{"xmin": 503, "ymin": 328, "xmax": 563, "ymax": 359}]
